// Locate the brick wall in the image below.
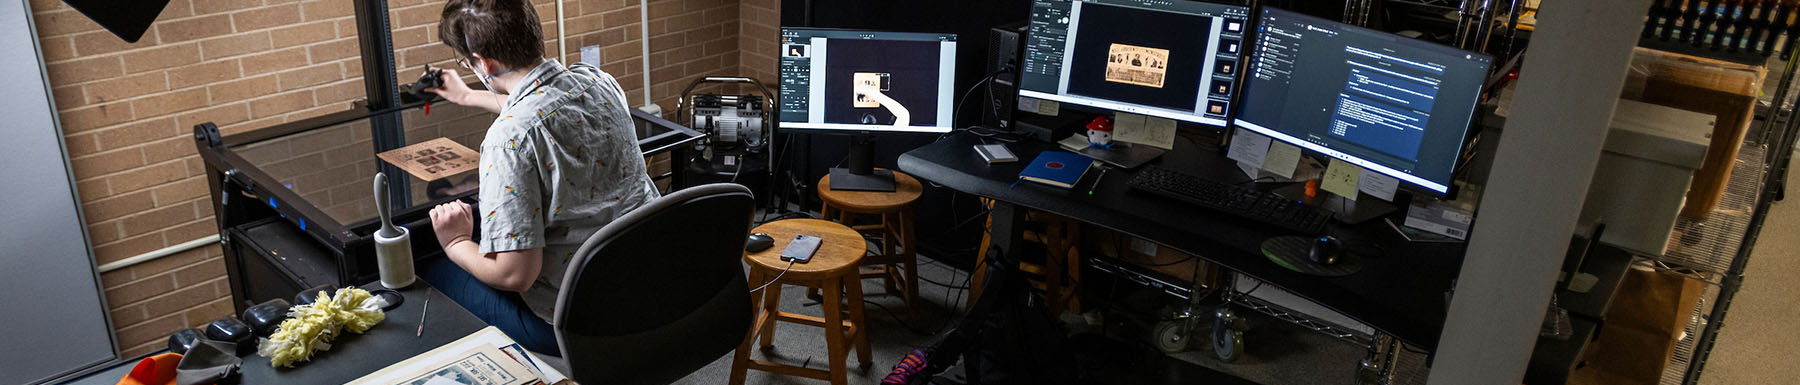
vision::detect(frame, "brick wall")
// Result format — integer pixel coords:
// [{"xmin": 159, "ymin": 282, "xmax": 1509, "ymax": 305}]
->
[
  {"xmin": 737, "ymin": 0, "xmax": 778, "ymax": 87},
  {"xmin": 32, "ymin": 0, "xmax": 741, "ymax": 358}
]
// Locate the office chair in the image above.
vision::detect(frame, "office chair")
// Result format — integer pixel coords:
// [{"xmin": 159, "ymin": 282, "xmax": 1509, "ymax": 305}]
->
[{"xmin": 553, "ymin": 183, "xmax": 757, "ymax": 385}]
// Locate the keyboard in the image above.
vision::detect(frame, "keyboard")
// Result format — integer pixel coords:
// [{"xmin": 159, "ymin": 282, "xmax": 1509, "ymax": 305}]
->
[{"xmin": 1126, "ymin": 165, "xmax": 1333, "ymax": 234}]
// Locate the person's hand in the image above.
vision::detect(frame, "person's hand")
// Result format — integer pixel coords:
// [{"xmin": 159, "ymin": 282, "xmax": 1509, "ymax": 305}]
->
[
  {"xmin": 429, "ymin": 200, "xmax": 475, "ymax": 250},
  {"xmin": 423, "ymin": 67, "xmax": 474, "ymax": 106}
]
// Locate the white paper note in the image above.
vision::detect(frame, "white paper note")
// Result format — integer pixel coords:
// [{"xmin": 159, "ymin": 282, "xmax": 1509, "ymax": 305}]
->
[
  {"xmin": 1225, "ymin": 131, "xmax": 1272, "ymax": 167},
  {"xmin": 1112, "ymin": 113, "xmax": 1146, "ymax": 138},
  {"xmin": 1018, "ymin": 96, "xmax": 1041, "ymax": 115},
  {"xmin": 1322, "ymin": 160, "xmax": 1362, "ymax": 199},
  {"xmin": 1358, "ymin": 168, "xmax": 1399, "ymax": 201},
  {"xmin": 1236, "ymin": 161, "xmax": 1259, "ymax": 179},
  {"xmin": 1260, "ymin": 141, "xmax": 1302, "ymax": 178},
  {"xmin": 1113, "ymin": 115, "xmax": 1177, "ymax": 149}
]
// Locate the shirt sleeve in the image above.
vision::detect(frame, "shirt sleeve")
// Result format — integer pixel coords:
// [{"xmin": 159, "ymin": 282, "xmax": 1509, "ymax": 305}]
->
[{"xmin": 477, "ymin": 131, "xmax": 548, "ymax": 253}]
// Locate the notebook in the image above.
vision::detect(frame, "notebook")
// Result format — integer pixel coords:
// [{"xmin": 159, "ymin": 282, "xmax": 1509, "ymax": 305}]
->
[{"xmin": 1018, "ymin": 151, "xmax": 1094, "ymax": 189}]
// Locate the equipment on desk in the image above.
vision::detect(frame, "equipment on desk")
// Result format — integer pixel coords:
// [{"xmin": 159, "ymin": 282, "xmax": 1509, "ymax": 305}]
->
[
  {"xmin": 555, "ymin": 184, "xmax": 755, "ymax": 385},
  {"xmin": 974, "ymin": 143, "xmax": 1019, "ymax": 164},
  {"xmin": 1234, "ymin": 7, "xmax": 1492, "ymax": 218},
  {"xmin": 676, "ymin": 77, "xmax": 781, "ymax": 207},
  {"xmin": 1127, "ymin": 165, "xmax": 1334, "ymax": 234},
  {"xmin": 406, "ymin": 67, "xmax": 443, "ymax": 103},
  {"xmin": 1016, "ymin": 0, "xmax": 1249, "ymax": 129},
  {"xmin": 1310, "ymin": 235, "xmax": 1346, "ymax": 266},
  {"xmin": 1259, "ymin": 235, "xmax": 1364, "ymax": 276},
  {"xmin": 746, "ymin": 232, "xmax": 775, "ymax": 252},
  {"xmin": 293, "ymin": 284, "xmax": 338, "ymax": 307},
  {"xmin": 242, "ymin": 298, "xmax": 291, "ymax": 337},
  {"xmin": 778, "ymin": 28, "xmax": 959, "ymax": 192},
  {"xmin": 780, "ymin": 234, "xmax": 823, "ymax": 263},
  {"xmin": 1018, "ymin": 151, "xmax": 1094, "ymax": 189},
  {"xmin": 1578, "ymin": 99, "xmax": 1713, "ymax": 257},
  {"xmin": 372, "ymin": 173, "xmax": 416, "ymax": 289},
  {"xmin": 204, "ymin": 315, "xmax": 255, "ymax": 355}
]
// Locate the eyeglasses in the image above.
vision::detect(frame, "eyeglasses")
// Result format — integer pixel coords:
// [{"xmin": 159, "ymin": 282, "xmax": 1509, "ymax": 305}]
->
[{"xmin": 457, "ymin": 58, "xmax": 473, "ymax": 70}]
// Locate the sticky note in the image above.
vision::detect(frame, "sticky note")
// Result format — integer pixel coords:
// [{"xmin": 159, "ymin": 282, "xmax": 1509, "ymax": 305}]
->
[
  {"xmin": 1322, "ymin": 160, "xmax": 1362, "ymax": 199},
  {"xmin": 1225, "ymin": 131, "xmax": 1271, "ymax": 167},
  {"xmin": 1039, "ymin": 100, "xmax": 1060, "ymax": 116},
  {"xmin": 1358, "ymin": 168, "xmax": 1399, "ymax": 201},
  {"xmin": 1018, "ymin": 96, "xmax": 1041, "ymax": 115},
  {"xmin": 1112, "ymin": 113, "xmax": 1147, "ymax": 138},
  {"xmin": 1261, "ymin": 141, "xmax": 1302, "ymax": 178},
  {"xmin": 1116, "ymin": 115, "xmax": 1177, "ymax": 149}
]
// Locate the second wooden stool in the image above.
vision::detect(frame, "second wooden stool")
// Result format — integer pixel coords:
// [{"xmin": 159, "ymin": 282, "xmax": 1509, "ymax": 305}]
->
[
  {"xmin": 816, "ymin": 169, "xmax": 924, "ymax": 309},
  {"xmin": 730, "ymin": 219, "xmax": 872, "ymax": 385}
]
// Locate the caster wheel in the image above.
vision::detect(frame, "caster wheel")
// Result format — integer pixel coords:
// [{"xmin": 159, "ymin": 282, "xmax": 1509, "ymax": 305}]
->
[
  {"xmin": 1153, "ymin": 320, "xmax": 1190, "ymax": 354},
  {"xmin": 1212, "ymin": 326, "xmax": 1244, "ymax": 362},
  {"xmin": 1356, "ymin": 358, "xmax": 1386, "ymax": 385}
]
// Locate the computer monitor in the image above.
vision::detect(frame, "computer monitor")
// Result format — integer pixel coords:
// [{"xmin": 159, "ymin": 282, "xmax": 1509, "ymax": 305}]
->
[
  {"xmin": 777, "ymin": 28, "xmax": 959, "ymax": 191},
  {"xmin": 1017, "ymin": 0, "xmax": 1251, "ymax": 127},
  {"xmin": 1234, "ymin": 7, "xmax": 1491, "ymax": 195},
  {"xmin": 777, "ymin": 28, "xmax": 958, "ymax": 133}
]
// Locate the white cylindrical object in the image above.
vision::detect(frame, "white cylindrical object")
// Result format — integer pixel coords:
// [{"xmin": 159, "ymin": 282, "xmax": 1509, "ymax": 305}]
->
[{"xmin": 375, "ymin": 227, "xmax": 416, "ymax": 289}]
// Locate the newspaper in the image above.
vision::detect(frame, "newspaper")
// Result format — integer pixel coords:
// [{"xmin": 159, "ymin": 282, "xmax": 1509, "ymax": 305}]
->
[
  {"xmin": 349, "ymin": 326, "xmax": 568, "ymax": 385},
  {"xmin": 376, "ymin": 137, "xmax": 481, "ymax": 182},
  {"xmin": 1104, "ymin": 43, "xmax": 1170, "ymax": 88}
]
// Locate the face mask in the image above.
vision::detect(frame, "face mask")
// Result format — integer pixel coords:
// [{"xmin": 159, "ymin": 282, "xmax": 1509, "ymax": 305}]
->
[{"xmin": 473, "ymin": 60, "xmax": 516, "ymax": 94}]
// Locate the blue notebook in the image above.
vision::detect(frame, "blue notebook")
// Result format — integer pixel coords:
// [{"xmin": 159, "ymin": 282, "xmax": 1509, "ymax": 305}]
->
[{"xmin": 1019, "ymin": 151, "xmax": 1093, "ymax": 189}]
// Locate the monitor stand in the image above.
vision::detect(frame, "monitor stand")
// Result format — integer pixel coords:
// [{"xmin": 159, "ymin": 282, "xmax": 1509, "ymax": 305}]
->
[
  {"xmin": 1270, "ymin": 183, "xmax": 1401, "ymax": 225},
  {"xmin": 829, "ymin": 133, "xmax": 897, "ymax": 192}
]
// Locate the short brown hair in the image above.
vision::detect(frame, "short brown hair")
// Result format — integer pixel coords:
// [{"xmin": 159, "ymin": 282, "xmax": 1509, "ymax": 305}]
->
[{"xmin": 438, "ymin": 0, "xmax": 543, "ymax": 69}]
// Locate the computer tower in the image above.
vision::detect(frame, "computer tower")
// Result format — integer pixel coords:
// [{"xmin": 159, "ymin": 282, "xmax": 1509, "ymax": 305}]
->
[{"xmin": 984, "ymin": 23, "xmax": 1027, "ymax": 130}]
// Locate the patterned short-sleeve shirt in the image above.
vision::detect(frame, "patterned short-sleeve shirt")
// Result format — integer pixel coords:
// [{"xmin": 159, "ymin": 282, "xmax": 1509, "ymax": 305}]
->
[{"xmin": 477, "ymin": 59, "xmax": 660, "ymax": 321}]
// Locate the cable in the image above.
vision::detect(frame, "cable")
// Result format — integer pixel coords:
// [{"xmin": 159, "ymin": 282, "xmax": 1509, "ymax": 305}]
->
[{"xmin": 748, "ymin": 260, "xmax": 796, "ymax": 293}]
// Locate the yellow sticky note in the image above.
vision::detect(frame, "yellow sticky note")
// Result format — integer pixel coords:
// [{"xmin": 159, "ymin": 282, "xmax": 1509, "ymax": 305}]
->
[
  {"xmin": 1321, "ymin": 160, "xmax": 1362, "ymax": 199},
  {"xmin": 1039, "ymin": 100, "xmax": 1060, "ymax": 116}
]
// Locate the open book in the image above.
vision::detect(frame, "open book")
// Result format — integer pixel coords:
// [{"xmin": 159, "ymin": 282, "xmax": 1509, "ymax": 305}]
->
[{"xmin": 348, "ymin": 326, "xmax": 570, "ymax": 385}]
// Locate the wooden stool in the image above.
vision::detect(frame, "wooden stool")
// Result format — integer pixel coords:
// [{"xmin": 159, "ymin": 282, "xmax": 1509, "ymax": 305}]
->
[
  {"xmin": 816, "ymin": 169, "xmax": 924, "ymax": 309},
  {"xmin": 730, "ymin": 219, "xmax": 872, "ymax": 385},
  {"xmin": 970, "ymin": 198, "xmax": 1084, "ymax": 316}
]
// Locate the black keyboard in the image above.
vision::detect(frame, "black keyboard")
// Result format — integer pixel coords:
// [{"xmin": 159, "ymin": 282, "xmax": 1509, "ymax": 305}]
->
[{"xmin": 1126, "ymin": 165, "xmax": 1333, "ymax": 234}]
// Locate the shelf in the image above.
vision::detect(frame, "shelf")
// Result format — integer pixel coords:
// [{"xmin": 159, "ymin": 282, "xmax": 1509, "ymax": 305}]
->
[{"xmin": 1657, "ymin": 144, "xmax": 1769, "ymax": 274}]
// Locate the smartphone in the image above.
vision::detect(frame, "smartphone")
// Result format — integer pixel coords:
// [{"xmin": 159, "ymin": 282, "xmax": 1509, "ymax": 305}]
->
[{"xmin": 780, "ymin": 235, "xmax": 823, "ymax": 263}]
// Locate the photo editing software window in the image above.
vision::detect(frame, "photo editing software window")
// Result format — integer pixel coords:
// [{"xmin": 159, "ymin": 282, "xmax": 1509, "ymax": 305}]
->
[
  {"xmin": 778, "ymin": 28, "xmax": 958, "ymax": 133},
  {"xmin": 1018, "ymin": 0, "xmax": 1249, "ymax": 127},
  {"xmin": 1235, "ymin": 7, "xmax": 1491, "ymax": 193}
]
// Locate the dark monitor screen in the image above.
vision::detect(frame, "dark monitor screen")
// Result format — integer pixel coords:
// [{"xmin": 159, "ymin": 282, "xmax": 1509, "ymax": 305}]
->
[
  {"xmin": 1235, "ymin": 7, "xmax": 1490, "ymax": 194},
  {"xmin": 778, "ymin": 28, "xmax": 959, "ymax": 133},
  {"xmin": 1018, "ymin": 0, "xmax": 1250, "ymax": 127}
]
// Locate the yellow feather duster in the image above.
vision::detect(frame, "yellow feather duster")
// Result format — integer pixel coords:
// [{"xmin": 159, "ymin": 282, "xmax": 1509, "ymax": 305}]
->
[{"xmin": 255, "ymin": 288, "xmax": 388, "ymax": 367}]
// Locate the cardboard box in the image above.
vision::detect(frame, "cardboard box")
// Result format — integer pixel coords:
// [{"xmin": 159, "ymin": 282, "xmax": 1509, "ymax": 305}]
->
[
  {"xmin": 1581, "ymin": 100, "xmax": 1713, "ymax": 256},
  {"xmin": 1622, "ymin": 48, "xmax": 1766, "ymax": 219}
]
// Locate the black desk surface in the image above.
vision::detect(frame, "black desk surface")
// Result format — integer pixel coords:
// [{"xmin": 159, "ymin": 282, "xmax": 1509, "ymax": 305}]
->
[
  {"xmin": 237, "ymin": 280, "xmax": 486, "ymax": 383},
  {"xmin": 899, "ymin": 133, "xmax": 1468, "ymax": 349}
]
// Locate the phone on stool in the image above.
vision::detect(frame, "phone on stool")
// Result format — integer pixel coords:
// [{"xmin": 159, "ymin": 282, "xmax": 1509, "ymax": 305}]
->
[{"xmin": 781, "ymin": 235, "xmax": 822, "ymax": 263}]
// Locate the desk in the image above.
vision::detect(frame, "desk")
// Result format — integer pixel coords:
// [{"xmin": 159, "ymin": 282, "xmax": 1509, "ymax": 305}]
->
[
  {"xmin": 237, "ymin": 280, "xmax": 485, "ymax": 384},
  {"xmin": 898, "ymin": 133, "xmax": 1468, "ymax": 350}
]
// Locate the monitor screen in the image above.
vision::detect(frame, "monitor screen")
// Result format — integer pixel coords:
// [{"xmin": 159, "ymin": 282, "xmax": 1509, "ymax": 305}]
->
[
  {"xmin": 1235, "ymin": 7, "xmax": 1491, "ymax": 194},
  {"xmin": 1018, "ymin": 0, "xmax": 1250, "ymax": 127},
  {"xmin": 778, "ymin": 28, "xmax": 959, "ymax": 133}
]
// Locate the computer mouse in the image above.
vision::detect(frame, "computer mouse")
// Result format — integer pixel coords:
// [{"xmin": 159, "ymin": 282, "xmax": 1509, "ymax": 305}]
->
[
  {"xmin": 1310, "ymin": 236, "xmax": 1344, "ymax": 265},
  {"xmin": 746, "ymin": 233, "xmax": 775, "ymax": 252}
]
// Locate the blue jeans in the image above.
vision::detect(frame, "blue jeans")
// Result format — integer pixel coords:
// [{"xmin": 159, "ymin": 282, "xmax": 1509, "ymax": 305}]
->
[{"xmin": 418, "ymin": 257, "xmax": 561, "ymax": 356}]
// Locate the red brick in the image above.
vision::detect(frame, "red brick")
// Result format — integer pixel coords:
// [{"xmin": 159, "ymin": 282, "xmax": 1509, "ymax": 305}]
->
[
  {"xmin": 277, "ymin": 64, "xmax": 345, "ymax": 90},
  {"xmin": 104, "ymin": 273, "xmax": 174, "ymax": 307},
  {"xmin": 94, "ymin": 117, "xmax": 179, "ymax": 150},
  {"xmin": 51, "ymin": 85, "xmax": 85, "ymax": 109},
  {"xmin": 39, "ymin": 37, "xmax": 77, "ymax": 62},
  {"xmin": 122, "ymin": 43, "xmax": 203, "ymax": 74},
  {"xmin": 249, "ymin": 90, "xmax": 316, "ymax": 118},
  {"xmin": 90, "ymin": 220, "xmax": 124, "ymax": 245},
  {"xmin": 140, "ymin": 282, "xmax": 222, "ymax": 326},
  {"xmin": 32, "ymin": 9, "xmax": 103, "ymax": 38},
  {"xmin": 177, "ymin": 103, "xmax": 251, "ymax": 128},
  {"xmin": 122, "ymin": 202, "xmax": 198, "ymax": 238},
  {"xmin": 389, "ymin": 4, "xmax": 441, "ymax": 29},
  {"xmin": 77, "ymin": 179, "xmax": 110, "ymax": 201},
  {"xmin": 209, "ymin": 75, "xmax": 279, "ymax": 104},
  {"xmin": 391, "ymin": 26, "xmax": 431, "ymax": 49},
  {"xmin": 82, "ymin": 189, "xmax": 153, "ymax": 224},
  {"xmin": 131, "ymin": 88, "xmax": 209, "ymax": 119},
  {"xmin": 231, "ymin": 3, "xmax": 302, "ymax": 32},
  {"xmin": 115, "ymin": 313, "xmax": 185, "ymax": 349},
  {"xmin": 602, "ymin": 6, "xmax": 639, "ymax": 30},
  {"xmin": 111, "ymin": 160, "xmax": 190, "ymax": 194},
  {"xmin": 87, "ymin": 72, "xmax": 169, "ymax": 104},
  {"xmin": 168, "ymin": 60, "xmax": 242, "ymax": 89},
  {"xmin": 191, "ymin": 0, "xmax": 260, "ymax": 14},
  {"xmin": 308, "ymin": 38, "xmax": 359, "ymax": 63},
  {"xmin": 151, "ymin": 176, "xmax": 210, "ymax": 207},
  {"xmin": 182, "ymin": 296, "xmax": 234, "ymax": 328},
  {"xmin": 272, "ymin": 21, "xmax": 339, "ymax": 49},
  {"xmin": 64, "ymin": 132, "xmax": 100, "ymax": 155},
  {"xmin": 70, "ymin": 147, "xmax": 144, "ymax": 180},
  {"xmin": 111, "ymin": 304, "xmax": 149, "ymax": 328},
  {"xmin": 301, "ymin": 0, "xmax": 355, "ymax": 21},
  {"xmin": 313, "ymin": 80, "xmax": 365, "ymax": 105},
  {"xmin": 142, "ymin": 136, "xmax": 199, "ymax": 165},
  {"xmin": 161, "ymin": 216, "xmax": 218, "ymax": 243},
  {"xmin": 399, "ymin": 44, "xmax": 454, "ymax": 69},
  {"xmin": 46, "ymin": 56, "xmax": 123, "ymax": 84},
  {"xmin": 200, "ymin": 33, "xmax": 273, "ymax": 60},
  {"xmin": 157, "ymin": 15, "xmax": 232, "ymax": 43},
  {"xmin": 241, "ymin": 48, "xmax": 308, "ymax": 76}
]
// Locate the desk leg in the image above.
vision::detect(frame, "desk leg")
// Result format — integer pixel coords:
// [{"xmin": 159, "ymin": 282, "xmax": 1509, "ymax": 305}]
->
[{"xmin": 968, "ymin": 201, "xmax": 1025, "ymax": 308}]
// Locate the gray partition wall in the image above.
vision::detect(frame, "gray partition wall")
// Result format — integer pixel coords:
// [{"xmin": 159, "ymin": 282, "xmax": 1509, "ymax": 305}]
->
[{"xmin": 0, "ymin": 2, "xmax": 120, "ymax": 384}]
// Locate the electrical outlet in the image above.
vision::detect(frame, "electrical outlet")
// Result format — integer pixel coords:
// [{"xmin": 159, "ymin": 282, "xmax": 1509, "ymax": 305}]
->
[{"xmin": 1129, "ymin": 237, "xmax": 1158, "ymax": 256}]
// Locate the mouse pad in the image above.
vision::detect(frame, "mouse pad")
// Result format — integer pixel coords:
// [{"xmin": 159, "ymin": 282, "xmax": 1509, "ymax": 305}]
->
[{"xmin": 1260, "ymin": 236, "xmax": 1361, "ymax": 277}]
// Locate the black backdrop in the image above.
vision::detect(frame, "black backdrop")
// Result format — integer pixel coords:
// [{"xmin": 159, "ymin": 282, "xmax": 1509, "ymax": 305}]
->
[{"xmin": 779, "ymin": 0, "xmax": 1032, "ymax": 268}]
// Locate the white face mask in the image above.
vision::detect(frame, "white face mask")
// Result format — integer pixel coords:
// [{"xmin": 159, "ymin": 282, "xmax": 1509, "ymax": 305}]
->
[{"xmin": 473, "ymin": 59, "xmax": 515, "ymax": 94}]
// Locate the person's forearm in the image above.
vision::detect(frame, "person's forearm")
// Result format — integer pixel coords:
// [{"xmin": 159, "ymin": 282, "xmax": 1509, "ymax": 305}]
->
[
  {"xmin": 455, "ymin": 90, "xmax": 504, "ymax": 114},
  {"xmin": 443, "ymin": 240, "xmax": 536, "ymax": 292}
]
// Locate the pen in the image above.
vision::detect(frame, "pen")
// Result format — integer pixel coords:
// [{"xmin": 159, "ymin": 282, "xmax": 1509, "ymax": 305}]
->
[
  {"xmin": 417, "ymin": 287, "xmax": 431, "ymax": 337},
  {"xmin": 1088, "ymin": 167, "xmax": 1110, "ymax": 195}
]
